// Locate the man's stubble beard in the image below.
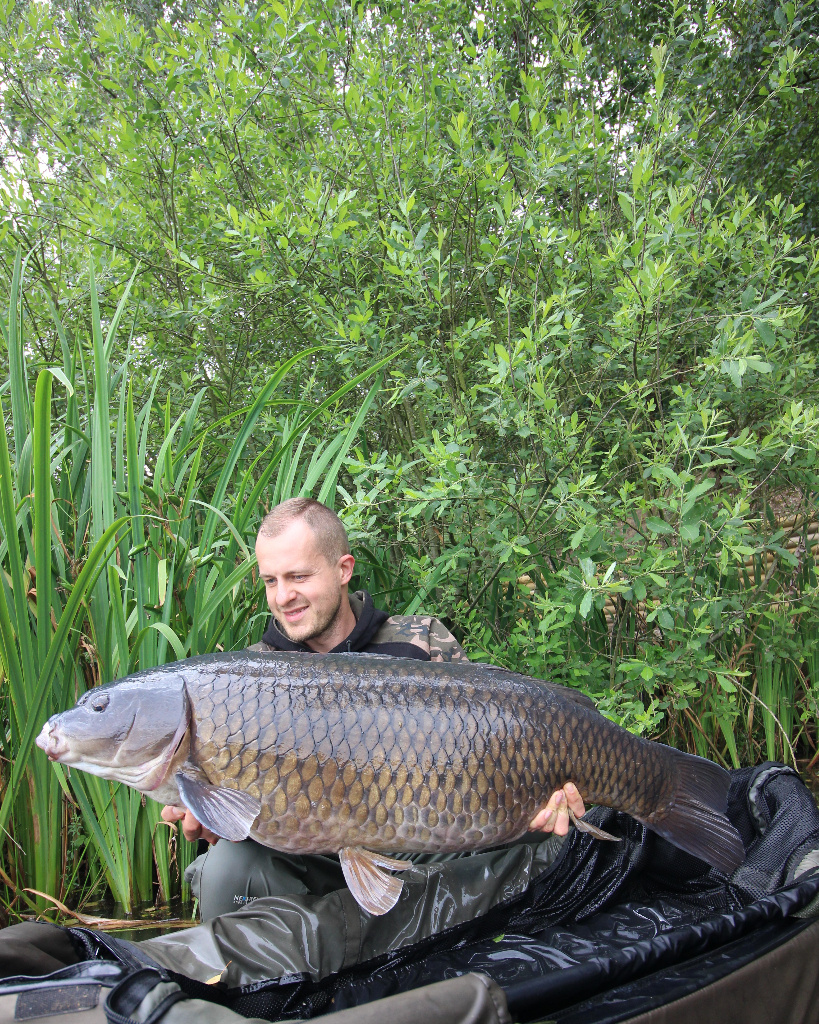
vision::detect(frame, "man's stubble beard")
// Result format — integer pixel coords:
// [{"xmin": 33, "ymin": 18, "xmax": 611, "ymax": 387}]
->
[{"xmin": 277, "ymin": 591, "xmax": 344, "ymax": 645}]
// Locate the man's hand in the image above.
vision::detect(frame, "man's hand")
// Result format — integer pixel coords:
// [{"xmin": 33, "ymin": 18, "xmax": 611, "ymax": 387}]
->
[
  {"xmin": 528, "ymin": 783, "xmax": 586, "ymax": 836},
  {"xmin": 161, "ymin": 804, "xmax": 220, "ymax": 845}
]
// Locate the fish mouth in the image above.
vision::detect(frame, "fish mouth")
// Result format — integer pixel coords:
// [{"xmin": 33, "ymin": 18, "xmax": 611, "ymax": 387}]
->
[{"xmin": 36, "ymin": 722, "xmax": 69, "ymax": 762}]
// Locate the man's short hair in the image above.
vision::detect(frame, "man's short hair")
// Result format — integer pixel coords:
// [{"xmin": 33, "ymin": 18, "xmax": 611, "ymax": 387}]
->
[{"xmin": 258, "ymin": 498, "xmax": 350, "ymax": 565}]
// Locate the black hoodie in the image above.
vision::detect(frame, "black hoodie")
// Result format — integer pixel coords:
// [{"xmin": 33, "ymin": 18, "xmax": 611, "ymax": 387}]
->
[{"xmin": 257, "ymin": 591, "xmax": 466, "ymax": 662}]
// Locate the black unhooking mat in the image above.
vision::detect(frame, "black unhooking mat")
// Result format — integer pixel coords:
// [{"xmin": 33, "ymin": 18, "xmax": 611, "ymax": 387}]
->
[{"xmin": 3, "ymin": 763, "xmax": 819, "ymax": 1024}]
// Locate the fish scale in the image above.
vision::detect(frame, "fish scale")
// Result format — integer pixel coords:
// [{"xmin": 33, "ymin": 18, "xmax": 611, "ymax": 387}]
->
[
  {"xmin": 37, "ymin": 651, "xmax": 745, "ymax": 916},
  {"xmin": 187, "ymin": 655, "xmax": 670, "ymax": 856}
]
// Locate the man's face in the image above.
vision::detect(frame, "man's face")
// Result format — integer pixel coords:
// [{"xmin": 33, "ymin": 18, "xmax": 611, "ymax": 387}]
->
[{"xmin": 255, "ymin": 519, "xmax": 354, "ymax": 646}]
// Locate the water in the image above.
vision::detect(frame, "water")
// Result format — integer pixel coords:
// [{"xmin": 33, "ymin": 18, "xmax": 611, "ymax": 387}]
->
[{"xmin": 76, "ymin": 896, "xmax": 197, "ymax": 942}]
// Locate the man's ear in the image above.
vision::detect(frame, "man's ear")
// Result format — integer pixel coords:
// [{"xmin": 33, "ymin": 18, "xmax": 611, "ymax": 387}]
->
[{"xmin": 338, "ymin": 553, "xmax": 355, "ymax": 585}]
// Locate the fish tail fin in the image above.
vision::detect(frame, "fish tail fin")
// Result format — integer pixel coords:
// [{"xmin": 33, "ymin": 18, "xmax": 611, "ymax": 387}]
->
[{"xmin": 637, "ymin": 751, "xmax": 745, "ymax": 874}]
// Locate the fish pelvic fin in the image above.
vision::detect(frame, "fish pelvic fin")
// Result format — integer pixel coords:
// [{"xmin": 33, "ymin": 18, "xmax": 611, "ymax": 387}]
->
[
  {"xmin": 339, "ymin": 847, "xmax": 412, "ymax": 916},
  {"xmin": 176, "ymin": 765, "xmax": 261, "ymax": 842},
  {"xmin": 638, "ymin": 751, "xmax": 745, "ymax": 874}
]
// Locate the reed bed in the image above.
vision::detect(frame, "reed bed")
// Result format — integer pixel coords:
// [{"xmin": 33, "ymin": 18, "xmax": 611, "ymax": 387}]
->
[{"xmin": 0, "ymin": 251, "xmax": 391, "ymax": 918}]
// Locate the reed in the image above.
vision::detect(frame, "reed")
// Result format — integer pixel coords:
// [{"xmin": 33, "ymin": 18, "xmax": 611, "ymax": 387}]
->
[{"xmin": 0, "ymin": 251, "xmax": 390, "ymax": 914}]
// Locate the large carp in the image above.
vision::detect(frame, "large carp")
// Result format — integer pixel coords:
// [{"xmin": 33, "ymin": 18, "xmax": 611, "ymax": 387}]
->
[{"xmin": 37, "ymin": 652, "xmax": 744, "ymax": 914}]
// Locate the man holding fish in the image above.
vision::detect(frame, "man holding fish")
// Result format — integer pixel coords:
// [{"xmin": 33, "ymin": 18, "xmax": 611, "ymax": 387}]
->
[
  {"xmin": 40, "ymin": 497, "xmax": 742, "ymax": 917},
  {"xmin": 162, "ymin": 498, "xmax": 587, "ymax": 919}
]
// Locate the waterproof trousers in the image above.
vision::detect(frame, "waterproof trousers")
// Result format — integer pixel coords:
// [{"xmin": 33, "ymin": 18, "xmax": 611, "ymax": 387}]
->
[{"xmin": 185, "ymin": 835, "xmax": 558, "ymax": 921}]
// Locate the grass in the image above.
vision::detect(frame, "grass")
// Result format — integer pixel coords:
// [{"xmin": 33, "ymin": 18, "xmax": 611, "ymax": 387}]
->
[{"xmin": 0, "ymin": 248, "xmax": 393, "ymax": 915}]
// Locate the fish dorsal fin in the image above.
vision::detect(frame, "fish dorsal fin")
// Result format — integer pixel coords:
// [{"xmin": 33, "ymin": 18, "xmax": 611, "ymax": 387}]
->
[
  {"xmin": 176, "ymin": 764, "xmax": 260, "ymax": 842},
  {"xmin": 338, "ymin": 848, "xmax": 411, "ymax": 916}
]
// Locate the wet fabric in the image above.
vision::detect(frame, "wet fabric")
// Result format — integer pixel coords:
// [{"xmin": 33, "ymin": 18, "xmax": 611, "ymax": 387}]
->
[
  {"xmin": 136, "ymin": 836, "xmax": 566, "ymax": 983},
  {"xmin": 123, "ymin": 763, "xmax": 819, "ymax": 1020},
  {"xmin": 186, "ymin": 831, "xmax": 555, "ymax": 923},
  {"xmin": 548, "ymin": 916, "xmax": 819, "ymax": 1024},
  {"xmin": 187, "ymin": 843, "xmax": 347, "ymax": 921}
]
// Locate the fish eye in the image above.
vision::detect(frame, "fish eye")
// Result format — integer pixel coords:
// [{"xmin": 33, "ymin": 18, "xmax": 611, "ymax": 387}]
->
[{"xmin": 90, "ymin": 693, "xmax": 109, "ymax": 713}]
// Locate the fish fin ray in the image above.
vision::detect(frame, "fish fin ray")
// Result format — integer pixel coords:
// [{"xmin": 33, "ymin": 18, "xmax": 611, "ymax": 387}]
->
[
  {"xmin": 568, "ymin": 806, "xmax": 621, "ymax": 841},
  {"xmin": 176, "ymin": 767, "xmax": 260, "ymax": 843},
  {"xmin": 339, "ymin": 847, "xmax": 404, "ymax": 916},
  {"xmin": 638, "ymin": 752, "xmax": 745, "ymax": 874},
  {"xmin": 365, "ymin": 851, "xmax": 415, "ymax": 871}
]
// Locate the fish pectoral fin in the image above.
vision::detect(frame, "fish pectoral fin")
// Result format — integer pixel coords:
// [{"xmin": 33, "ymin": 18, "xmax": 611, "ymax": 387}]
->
[
  {"xmin": 568, "ymin": 806, "xmax": 621, "ymax": 842},
  {"xmin": 176, "ymin": 767, "xmax": 260, "ymax": 843},
  {"xmin": 338, "ymin": 847, "xmax": 409, "ymax": 916}
]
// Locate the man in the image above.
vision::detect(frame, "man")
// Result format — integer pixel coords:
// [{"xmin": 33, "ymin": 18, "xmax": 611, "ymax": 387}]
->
[{"xmin": 163, "ymin": 498, "xmax": 585, "ymax": 919}]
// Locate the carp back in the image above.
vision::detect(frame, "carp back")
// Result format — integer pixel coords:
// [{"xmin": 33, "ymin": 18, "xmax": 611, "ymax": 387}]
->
[{"xmin": 37, "ymin": 672, "xmax": 190, "ymax": 799}]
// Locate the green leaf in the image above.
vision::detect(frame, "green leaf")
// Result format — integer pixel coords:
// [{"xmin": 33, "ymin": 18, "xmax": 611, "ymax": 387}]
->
[
  {"xmin": 570, "ymin": 526, "xmax": 586, "ymax": 549},
  {"xmin": 680, "ymin": 521, "xmax": 700, "ymax": 542},
  {"xmin": 657, "ymin": 609, "xmax": 674, "ymax": 630},
  {"xmin": 617, "ymin": 192, "xmax": 634, "ymax": 222},
  {"xmin": 149, "ymin": 622, "xmax": 186, "ymax": 662},
  {"xmin": 579, "ymin": 591, "xmax": 593, "ymax": 618},
  {"xmin": 754, "ymin": 321, "xmax": 775, "ymax": 346},
  {"xmin": 45, "ymin": 367, "xmax": 74, "ymax": 396},
  {"xmin": 579, "ymin": 557, "xmax": 596, "ymax": 580}
]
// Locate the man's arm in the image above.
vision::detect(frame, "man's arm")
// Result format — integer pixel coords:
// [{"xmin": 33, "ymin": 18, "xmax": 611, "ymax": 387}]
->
[{"xmin": 426, "ymin": 618, "xmax": 468, "ymax": 662}]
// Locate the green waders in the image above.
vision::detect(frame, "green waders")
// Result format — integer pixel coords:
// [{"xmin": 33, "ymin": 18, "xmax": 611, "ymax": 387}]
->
[
  {"xmin": 185, "ymin": 834, "xmax": 564, "ymax": 922},
  {"xmin": 152, "ymin": 834, "xmax": 566, "ymax": 985}
]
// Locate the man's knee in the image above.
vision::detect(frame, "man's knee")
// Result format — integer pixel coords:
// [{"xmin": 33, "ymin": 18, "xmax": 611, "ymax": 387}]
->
[{"xmin": 192, "ymin": 840, "xmax": 344, "ymax": 920}]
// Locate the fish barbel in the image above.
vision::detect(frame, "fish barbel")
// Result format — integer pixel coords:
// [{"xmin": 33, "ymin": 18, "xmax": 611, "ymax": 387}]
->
[{"xmin": 37, "ymin": 652, "xmax": 744, "ymax": 914}]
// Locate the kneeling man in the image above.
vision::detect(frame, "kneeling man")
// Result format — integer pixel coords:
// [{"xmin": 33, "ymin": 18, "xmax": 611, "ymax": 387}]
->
[{"xmin": 163, "ymin": 498, "xmax": 585, "ymax": 919}]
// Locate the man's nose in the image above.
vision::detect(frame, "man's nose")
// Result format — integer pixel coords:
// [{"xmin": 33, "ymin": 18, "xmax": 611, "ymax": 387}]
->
[{"xmin": 275, "ymin": 581, "xmax": 296, "ymax": 606}]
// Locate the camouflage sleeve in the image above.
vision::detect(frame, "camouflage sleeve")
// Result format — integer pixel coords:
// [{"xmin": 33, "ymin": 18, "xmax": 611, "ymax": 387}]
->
[
  {"xmin": 246, "ymin": 642, "xmax": 275, "ymax": 653},
  {"xmin": 426, "ymin": 617, "xmax": 468, "ymax": 663},
  {"xmin": 371, "ymin": 615, "xmax": 469, "ymax": 662}
]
